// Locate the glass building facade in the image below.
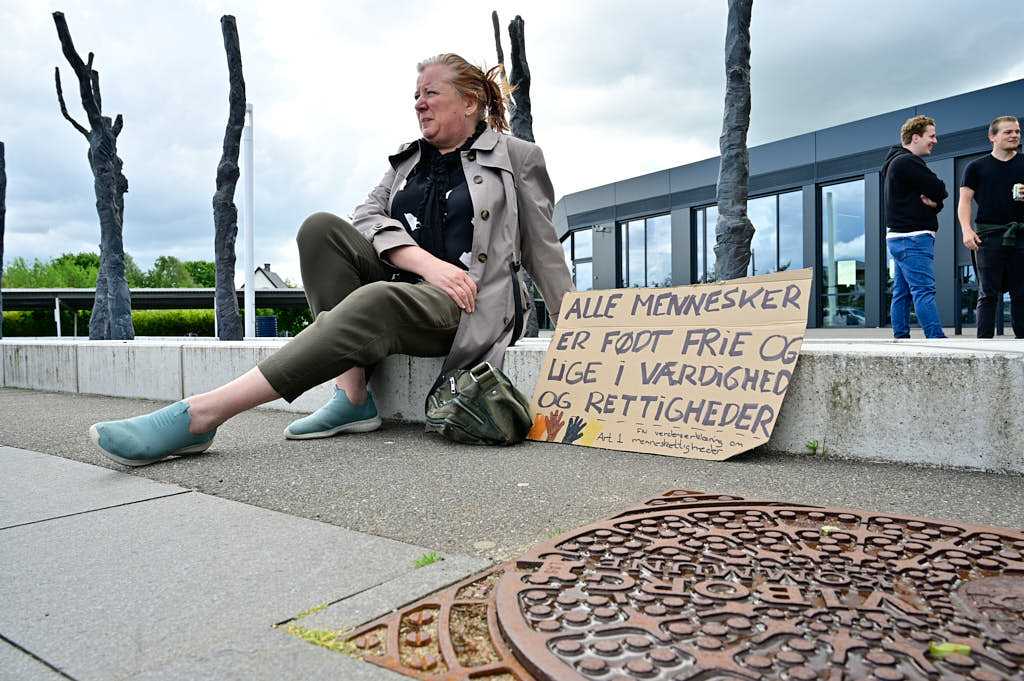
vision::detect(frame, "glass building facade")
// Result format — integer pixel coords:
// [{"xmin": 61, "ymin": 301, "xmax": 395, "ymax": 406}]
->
[
  {"xmin": 554, "ymin": 79, "xmax": 1023, "ymax": 329},
  {"xmin": 562, "ymin": 227, "xmax": 593, "ymax": 291},
  {"xmin": 620, "ymin": 214, "xmax": 672, "ymax": 288},
  {"xmin": 820, "ymin": 180, "xmax": 866, "ymax": 327}
]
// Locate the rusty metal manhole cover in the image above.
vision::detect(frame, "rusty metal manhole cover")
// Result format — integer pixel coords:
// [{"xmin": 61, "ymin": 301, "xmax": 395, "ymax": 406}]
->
[
  {"xmin": 346, "ymin": 563, "xmax": 535, "ymax": 680},
  {"xmin": 342, "ymin": 490, "xmax": 1023, "ymax": 680},
  {"xmin": 495, "ymin": 489, "xmax": 1024, "ymax": 680}
]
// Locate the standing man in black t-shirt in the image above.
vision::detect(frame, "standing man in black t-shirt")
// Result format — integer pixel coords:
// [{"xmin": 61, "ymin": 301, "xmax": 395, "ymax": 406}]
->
[{"xmin": 958, "ymin": 115, "xmax": 1024, "ymax": 338}]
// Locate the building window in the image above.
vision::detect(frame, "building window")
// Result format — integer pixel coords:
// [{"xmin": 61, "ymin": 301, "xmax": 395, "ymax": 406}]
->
[
  {"xmin": 778, "ymin": 191, "xmax": 804, "ymax": 272},
  {"xmin": 562, "ymin": 228, "xmax": 593, "ymax": 291},
  {"xmin": 695, "ymin": 190, "xmax": 803, "ymax": 283},
  {"xmin": 618, "ymin": 214, "xmax": 671, "ymax": 288},
  {"xmin": 694, "ymin": 206, "xmax": 719, "ymax": 283},
  {"xmin": 820, "ymin": 179, "xmax": 866, "ymax": 327},
  {"xmin": 747, "ymin": 195, "xmax": 778, "ymax": 276}
]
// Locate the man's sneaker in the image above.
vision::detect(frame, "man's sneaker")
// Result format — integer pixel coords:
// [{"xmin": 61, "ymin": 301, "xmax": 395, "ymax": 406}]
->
[
  {"xmin": 284, "ymin": 389, "xmax": 382, "ymax": 440},
  {"xmin": 89, "ymin": 401, "xmax": 216, "ymax": 467}
]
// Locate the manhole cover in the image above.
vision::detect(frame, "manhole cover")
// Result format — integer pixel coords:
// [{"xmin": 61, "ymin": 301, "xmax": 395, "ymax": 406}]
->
[
  {"xmin": 346, "ymin": 564, "xmax": 535, "ymax": 680},
  {"xmin": 495, "ymin": 490, "xmax": 1024, "ymax": 680}
]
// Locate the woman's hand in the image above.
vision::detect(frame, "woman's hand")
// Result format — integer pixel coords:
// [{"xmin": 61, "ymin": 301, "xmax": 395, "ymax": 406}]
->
[
  {"xmin": 421, "ymin": 258, "xmax": 477, "ymax": 313},
  {"xmin": 387, "ymin": 245, "xmax": 477, "ymax": 312}
]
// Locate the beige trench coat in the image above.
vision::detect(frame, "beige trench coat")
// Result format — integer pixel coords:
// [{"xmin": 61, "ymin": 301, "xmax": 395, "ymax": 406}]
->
[{"xmin": 351, "ymin": 127, "xmax": 573, "ymax": 378}]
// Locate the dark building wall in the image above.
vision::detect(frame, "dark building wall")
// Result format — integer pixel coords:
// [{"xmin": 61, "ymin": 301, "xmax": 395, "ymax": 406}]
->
[{"xmin": 554, "ymin": 79, "xmax": 1023, "ymax": 329}]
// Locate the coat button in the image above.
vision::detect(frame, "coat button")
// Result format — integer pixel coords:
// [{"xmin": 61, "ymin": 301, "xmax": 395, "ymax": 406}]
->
[
  {"xmin": 477, "ymin": 253, "xmax": 488, "ymax": 263},
  {"xmin": 473, "ymin": 175, "xmax": 483, "ymax": 184},
  {"xmin": 467, "ymin": 151, "xmax": 476, "ymax": 162},
  {"xmin": 480, "ymin": 209, "xmax": 490, "ymax": 220}
]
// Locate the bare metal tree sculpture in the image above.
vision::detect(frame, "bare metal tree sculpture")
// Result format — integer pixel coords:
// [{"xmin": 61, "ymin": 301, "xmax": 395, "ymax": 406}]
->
[
  {"xmin": 211, "ymin": 15, "xmax": 245, "ymax": 340},
  {"xmin": 491, "ymin": 12, "xmax": 506, "ymax": 79},
  {"xmin": 508, "ymin": 16, "xmax": 534, "ymax": 143},
  {"xmin": 0, "ymin": 142, "xmax": 6, "ymax": 339},
  {"xmin": 53, "ymin": 12, "xmax": 134, "ymax": 339},
  {"xmin": 492, "ymin": 11, "xmax": 540, "ymax": 336},
  {"xmin": 712, "ymin": 0, "xmax": 755, "ymax": 282}
]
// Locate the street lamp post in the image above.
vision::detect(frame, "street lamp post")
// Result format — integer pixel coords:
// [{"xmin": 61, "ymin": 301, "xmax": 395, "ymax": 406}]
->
[{"xmin": 242, "ymin": 102, "xmax": 256, "ymax": 338}]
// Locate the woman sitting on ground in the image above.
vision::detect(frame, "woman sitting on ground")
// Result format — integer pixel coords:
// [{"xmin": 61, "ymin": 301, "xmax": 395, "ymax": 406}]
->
[{"xmin": 89, "ymin": 53, "xmax": 573, "ymax": 466}]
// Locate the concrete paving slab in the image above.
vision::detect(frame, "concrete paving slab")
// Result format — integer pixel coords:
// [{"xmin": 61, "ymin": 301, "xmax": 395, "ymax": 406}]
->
[
  {"xmin": 125, "ymin": 626, "xmax": 409, "ymax": 681},
  {"xmin": 0, "ymin": 445, "xmax": 186, "ymax": 529},
  {"xmin": 301, "ymin": 554, "xmax": 491, "ymax": 632},
  {"xmin": 0, "ymin": 639, "xmax": 69, "ymax": 681},
  {"xmin": 0, "ymin": 491, "xmax": 449, "ymax": 681}
]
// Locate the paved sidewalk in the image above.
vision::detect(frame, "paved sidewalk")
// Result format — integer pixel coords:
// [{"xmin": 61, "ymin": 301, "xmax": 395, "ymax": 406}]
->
[
  {"xmin": 2, "ymin": 387, "xmax": 1023, "ymax": 680},
  {"xmin": 3, "ymin": 389, "xmax": 1021, "ymax": 556},
  {"xmin": 0, "ymin": 445, "xmax": 487, "ymax": 681}
]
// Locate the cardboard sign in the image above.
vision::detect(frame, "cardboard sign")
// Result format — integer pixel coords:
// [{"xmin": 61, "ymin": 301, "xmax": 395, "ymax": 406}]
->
[{"xmin": 527, "ymin": 269, "xmax": 813, "ymax": 460}]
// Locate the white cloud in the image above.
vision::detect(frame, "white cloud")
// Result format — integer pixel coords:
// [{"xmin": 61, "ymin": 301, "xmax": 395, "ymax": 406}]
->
[{"xmin": 1, "ymin": 0, "xmax": 1022, "ymax": 288}]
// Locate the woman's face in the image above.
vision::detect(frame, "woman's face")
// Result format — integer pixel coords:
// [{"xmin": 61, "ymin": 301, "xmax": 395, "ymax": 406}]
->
[{"xmin": 415, "ymin": 64, "xmax": 477, "ymax": 152}]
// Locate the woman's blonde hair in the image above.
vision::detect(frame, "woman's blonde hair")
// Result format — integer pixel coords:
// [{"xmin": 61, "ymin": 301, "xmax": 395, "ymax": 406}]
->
[{"xmin": 417, "ymin": 53, "xmax": 509, "ymax": 133}]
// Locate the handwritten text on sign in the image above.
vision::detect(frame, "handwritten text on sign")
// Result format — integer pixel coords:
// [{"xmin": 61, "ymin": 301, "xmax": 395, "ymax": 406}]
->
[{"xmin": 527, "ymin": 269, "xmax": 813, "ymax": 460}]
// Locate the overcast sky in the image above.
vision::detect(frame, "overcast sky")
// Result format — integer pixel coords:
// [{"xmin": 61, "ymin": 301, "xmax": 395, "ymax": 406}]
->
[{"xmin": 2, "ymin": 0, "xmax": 1022, "ymax": 285}]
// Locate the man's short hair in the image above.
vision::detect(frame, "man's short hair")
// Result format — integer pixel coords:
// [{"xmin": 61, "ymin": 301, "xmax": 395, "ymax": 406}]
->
[
  {"xmin": 900, "ymin": 115, "xmax": 936, "ymax": 145},
  {"xmin": 989, "ymin": 115, "xmax": 1019, "ymax": 136}
]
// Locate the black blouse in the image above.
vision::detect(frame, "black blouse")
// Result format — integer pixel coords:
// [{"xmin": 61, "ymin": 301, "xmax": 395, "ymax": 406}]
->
[{"xmin": 390, "ymin": 123, "xmax": 484, "ymax": 281}]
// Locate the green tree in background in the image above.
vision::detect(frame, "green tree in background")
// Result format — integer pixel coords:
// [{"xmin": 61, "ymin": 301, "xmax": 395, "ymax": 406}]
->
[
  {"xmin": 143, "ymin": 256, "xmax": 195, "ymax": 288},
  {"xmin": 3, "ymin": 255, "xmax": 97, "ymax": 287},
  {"xmin": 3, "ymin": 252, "xmax": 144, "ymax": 288},
  {"xmin": 184, "ymin": 260, "xmax": 216, "ymax": 287},
  {"xmin": 2, "ymin": 253, "xmax": 312, "ymax": 336}
]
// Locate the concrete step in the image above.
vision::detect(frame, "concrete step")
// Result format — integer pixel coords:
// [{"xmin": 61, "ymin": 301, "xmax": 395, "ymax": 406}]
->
[{"xmin": 2, "ymin": 337, "xmax": 1022, "ymax": 473}]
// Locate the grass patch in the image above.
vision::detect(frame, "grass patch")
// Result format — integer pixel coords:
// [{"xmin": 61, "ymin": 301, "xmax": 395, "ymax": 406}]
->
[
  {"xmin": 284, "ymin": 623, "xmax": 361, "ymax": 658},
  {"xmin": 413, "ymin": 551, "xmax": 442, "ymax": 568},
  {"xmin": 290, "ymin": 601, "xmax": 330, "ymax": 622},
  {"xmin": 805, "ymin": 439, "xmax": 823, "ymax": 454}
]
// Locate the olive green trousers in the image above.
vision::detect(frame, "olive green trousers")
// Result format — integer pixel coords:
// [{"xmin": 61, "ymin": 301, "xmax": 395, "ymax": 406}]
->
[{"xmin": 258, "ymin": 212, "xmax": 460, "ymax": 402}]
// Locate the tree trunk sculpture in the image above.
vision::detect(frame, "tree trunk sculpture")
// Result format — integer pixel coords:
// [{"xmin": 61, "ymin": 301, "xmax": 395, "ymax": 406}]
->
[
  {"xmin": 492, "ymin": 11, "xmax": 540, "ymax": 336},
  {"xmin": 0, "ymin": 142, "xmax": 6, "ymax": 339},
  {"xmin": 712, "ymin": 0, "xmax": 755, "ymax": 282},
  {"xmin": 211, "ymin": 15, "xmax": 245, "ymax": 340},
  {"xmin": 53, "ymin": 12, "xmax": 133, "ymax": 339},
  {"xmin": 508, "ymin": 16, "xmax": 534, "ymax": 143}
]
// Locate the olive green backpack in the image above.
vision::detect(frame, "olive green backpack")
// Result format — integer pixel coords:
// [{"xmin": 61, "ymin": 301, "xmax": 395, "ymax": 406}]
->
[{"xmin": 425, "ymin": 362, "xmax": 533, "ymax": 446}]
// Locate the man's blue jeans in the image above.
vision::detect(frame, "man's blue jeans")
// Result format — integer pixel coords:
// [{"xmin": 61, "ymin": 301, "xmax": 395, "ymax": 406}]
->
[{"xmin": 887, "ymin": 233, "xmax": 946, "ymax": 339}]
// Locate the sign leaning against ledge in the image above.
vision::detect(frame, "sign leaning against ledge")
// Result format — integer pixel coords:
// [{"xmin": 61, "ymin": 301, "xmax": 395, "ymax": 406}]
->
[{"xmin": 527, "ymin": 268, "xmax": 813, "ymax": 461}]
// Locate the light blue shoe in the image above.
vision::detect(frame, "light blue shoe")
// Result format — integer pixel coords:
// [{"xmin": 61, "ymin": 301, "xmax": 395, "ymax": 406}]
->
[
  {"xmin": 284, "ymin": 389, "xmax": 382, "ymax": 439},
  {"xmin": 88, "ymin": 401, "xmax": 216, "ymax": 467}
]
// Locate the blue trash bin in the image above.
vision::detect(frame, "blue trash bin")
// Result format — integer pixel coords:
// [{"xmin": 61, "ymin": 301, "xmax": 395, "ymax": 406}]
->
[{"xmin": 255, "ymin": 315, "xmax": 278, "ymax": 337}]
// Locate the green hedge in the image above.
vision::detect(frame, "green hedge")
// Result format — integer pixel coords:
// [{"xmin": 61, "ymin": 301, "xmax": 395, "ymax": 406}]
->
[{"xmin": 1, "ymin": 308, "xmax": 312, "ymax": 337}]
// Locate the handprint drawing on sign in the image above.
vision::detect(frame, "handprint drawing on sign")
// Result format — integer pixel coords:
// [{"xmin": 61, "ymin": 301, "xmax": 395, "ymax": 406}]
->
[
  {"xmin": 561, "ymin": 416, "xmax": 586, "ymax": 444},
  {"xmin": 544, "ymin": 410, "xmax": 565, "ymax": 441},
  {"xmin": 528, "ymin": 414, "xmax": 547, "ymax": 440}
]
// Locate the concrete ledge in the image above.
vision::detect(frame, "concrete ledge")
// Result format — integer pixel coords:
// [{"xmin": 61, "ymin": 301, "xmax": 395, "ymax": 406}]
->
[
  {"xmin": 78, "ymin": 342, "xmax": 183, "ymax": 401},
  {"xmin": 2, "ymin": 342, "xmax": 78, "ymax": 393},
  {"xmin": 2, "ymin": 337, "xmax": 1022, "ymax": 474}
]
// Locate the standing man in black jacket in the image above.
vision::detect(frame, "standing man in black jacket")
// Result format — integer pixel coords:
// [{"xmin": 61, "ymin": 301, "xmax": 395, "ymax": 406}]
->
[
  {"xmin": 881, "ymin": 115, "xmax": 949, "ymax": 339},
  {"xmin": 957, "ymin": 116, "xmax": 1023, "ymax": 338}
]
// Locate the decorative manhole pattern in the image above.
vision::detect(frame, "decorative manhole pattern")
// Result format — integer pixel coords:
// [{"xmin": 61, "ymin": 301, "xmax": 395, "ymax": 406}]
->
[
  {"xmin": 495, "ymin": 490, "xmax": 1024, "ymax": 680},
  {"xmin": 346, "ymin": 563, "xmax": 535, "ymax": 680}
]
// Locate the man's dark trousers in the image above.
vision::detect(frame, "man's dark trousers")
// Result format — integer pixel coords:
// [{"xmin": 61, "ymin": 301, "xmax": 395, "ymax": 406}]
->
[{"xmin": 975, "ymin": 238, "xmax": 1024, "ymax": 338}]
